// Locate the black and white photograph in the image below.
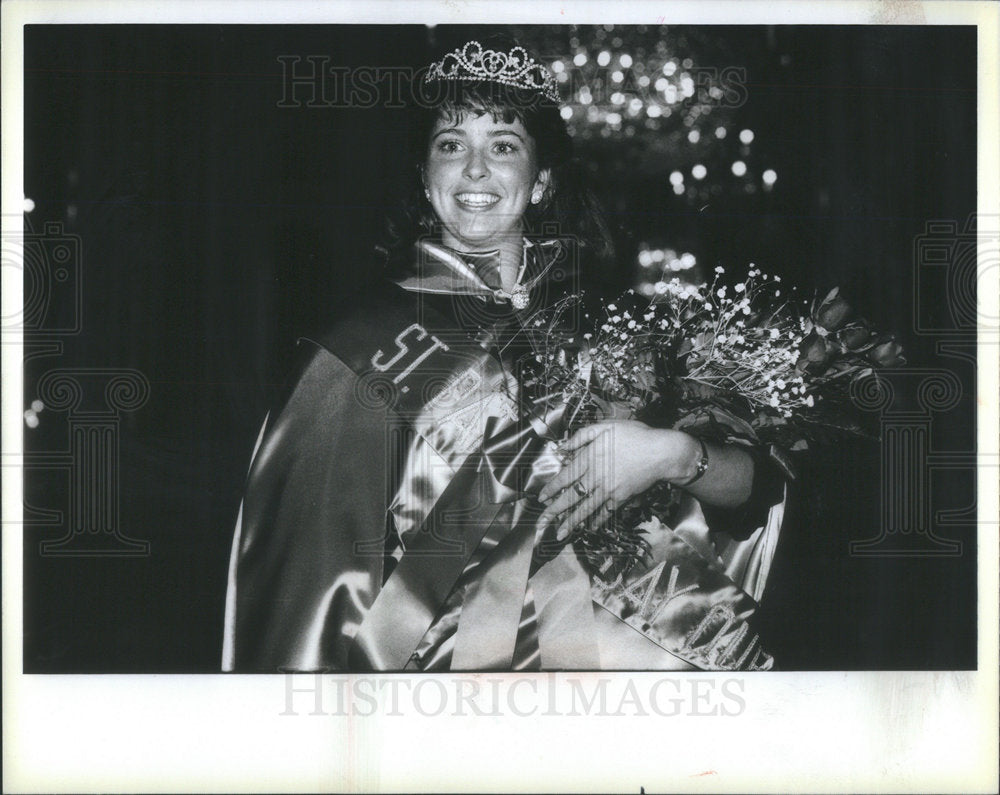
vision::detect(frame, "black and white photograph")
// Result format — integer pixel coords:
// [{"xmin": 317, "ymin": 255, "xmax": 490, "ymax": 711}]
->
[{"xmin": 3, "ymin": 1, "xmax": 997, "ymax": 792}]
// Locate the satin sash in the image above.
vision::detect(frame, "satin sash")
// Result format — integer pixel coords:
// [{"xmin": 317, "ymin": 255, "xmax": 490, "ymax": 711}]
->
[
  {"xmin": 308, "ymin": 289, "xmax": 522, "ymax": 669},
  {"xmin": 590, "ymin": 502, "xmax": 774, "ymax": 670},
  {"xmin": 335, "ymin": 244, "xmax": 597, "ymax": 670}
]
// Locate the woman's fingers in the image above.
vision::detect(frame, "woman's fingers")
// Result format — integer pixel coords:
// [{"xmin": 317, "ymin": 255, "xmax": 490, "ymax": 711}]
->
[
  {"xmin": 539, "ymin": 426, "xmax": 612, "ymax": 502},
  {"xmin": 537, "ymin": 478, "xmax": 588, "ymax": 528},
  {"xmin": 537, "ymin": 471, "xmax": 569, "ymax": 505},
  {"xmin": 553, "ymin": 485, "xmax": 605, "ymax": 541},
  {"xmin": 560, "ymin": 422, "xmax": 611, "ymax": 453},
  {"xmin": 537, "ymin": 447, "xmax": 593, "ymax": 504}
]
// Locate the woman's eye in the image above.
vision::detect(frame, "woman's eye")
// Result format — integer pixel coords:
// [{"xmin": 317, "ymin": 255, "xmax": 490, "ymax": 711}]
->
[
  {"xmin": 494, "ymin": 140, "xmax": 519, "ymax": 155},
  {"xmin": 437, "ymin": 140, "xmax": 462, "ymax": 153}
]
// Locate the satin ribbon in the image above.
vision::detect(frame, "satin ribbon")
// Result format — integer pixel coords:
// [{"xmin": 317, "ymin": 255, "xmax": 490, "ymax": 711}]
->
[
  {"xmin": 362, "ymin": 362, "xmax": 593, "ymax": 669},
  {"xmin": 530, "ymin": 545, "xmax": 602, "ymax": 669},
  {"xmin": 478, "ymin": 349, "xmax": 593, "ymax": 502},
  {"xmin": 349, "ymin": 456, "xmax": 508, "ymax": 670},
  {"xmin": 451, "ymin": 391, "xmax": 603, "ymax": 669},
  {"xmin": 479, "ymin": 395, "xmax": 570, "ymax": 501},
  {"xmin": 450, "ymin": 505, "xmax": 537, "ymax": 670}
]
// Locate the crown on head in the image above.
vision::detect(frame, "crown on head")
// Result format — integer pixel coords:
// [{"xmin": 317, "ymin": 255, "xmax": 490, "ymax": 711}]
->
[{"xmin": 425, "ymin": 40, "xmax": 561, "ymax": 103}]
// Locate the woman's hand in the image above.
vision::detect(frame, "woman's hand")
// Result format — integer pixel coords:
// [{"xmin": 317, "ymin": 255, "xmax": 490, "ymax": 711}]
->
[{"xmin": 536, "ymin": 421, "xmax": 702, "ymax": 541}]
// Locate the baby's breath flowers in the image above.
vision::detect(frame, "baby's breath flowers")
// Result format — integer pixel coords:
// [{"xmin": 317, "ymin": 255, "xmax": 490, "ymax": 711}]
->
[
  {"xmin": 521, "ymin": 264, "xmax": 904, "ymax": 579},
  {"xmin": 526, "ymin": 265, "xmax": 903, "ymax": 450}
]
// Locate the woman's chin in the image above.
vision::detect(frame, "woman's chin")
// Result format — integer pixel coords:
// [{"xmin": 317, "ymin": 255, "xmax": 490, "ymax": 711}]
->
[
  {"xmin": 447, "ymin": 233, "xmax": 508, "ymax": 252},
  {"xmin": 450, "ymin": 226, "xmax": 524, "ymax": 251}
]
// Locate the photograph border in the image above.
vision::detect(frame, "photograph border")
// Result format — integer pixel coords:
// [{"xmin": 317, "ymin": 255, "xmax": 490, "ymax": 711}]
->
[{"xmin": 3, "ymin": 1, "xmax": 998, "ymax": 792}]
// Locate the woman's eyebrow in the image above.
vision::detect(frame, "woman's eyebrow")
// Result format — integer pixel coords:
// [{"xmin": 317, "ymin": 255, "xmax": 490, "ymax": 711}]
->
[
  {"xmin": 431, "ymin": 127, "xmax": 524, "ymax": 141},
  {"xmin": 488, "ymin": 129, "xmax": 525, "ymax": 141},
  {"xmin": 431, "ymin": 127, "xmax": 465, "ymax": 139}
]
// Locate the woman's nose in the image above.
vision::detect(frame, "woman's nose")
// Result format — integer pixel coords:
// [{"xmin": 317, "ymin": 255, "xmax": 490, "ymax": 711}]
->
[{"xmin": 463, "ymin": 149, "xmax": 490, "ymax": 180}]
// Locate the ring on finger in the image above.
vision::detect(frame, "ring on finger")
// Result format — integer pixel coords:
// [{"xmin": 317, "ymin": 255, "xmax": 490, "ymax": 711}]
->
[{"xmin": 573, "ymin": 481, "xmax": 590, "ymax": 497}]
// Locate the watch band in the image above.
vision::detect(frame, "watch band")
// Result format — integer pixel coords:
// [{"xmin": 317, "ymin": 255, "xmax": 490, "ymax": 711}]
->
[{"xmin": 678, "ymin": 436, "xmax": 709, "ymax": 487}]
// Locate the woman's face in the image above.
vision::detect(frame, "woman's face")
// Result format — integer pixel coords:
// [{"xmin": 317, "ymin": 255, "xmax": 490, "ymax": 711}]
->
[{"xmin": 424, "ymin": 110, "xmax": 549, "ymax": 253}]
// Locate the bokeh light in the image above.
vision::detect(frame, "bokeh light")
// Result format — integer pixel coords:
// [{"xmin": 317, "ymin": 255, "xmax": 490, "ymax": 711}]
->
[{"xmin": 510, "ymin": 25, "xmax": 780, "ymax": 290}]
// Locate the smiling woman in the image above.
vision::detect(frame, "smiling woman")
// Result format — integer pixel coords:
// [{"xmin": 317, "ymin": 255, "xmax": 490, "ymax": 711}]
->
[
  {"xmin": 221, "ymin": 35, "xmax": 787, "ymax": 672},
  {"xmin": 424, "ymin": 113, "xmax": 549, "ymax": 281}
]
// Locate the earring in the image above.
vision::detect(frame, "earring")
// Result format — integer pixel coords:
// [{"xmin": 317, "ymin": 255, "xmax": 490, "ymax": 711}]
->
[
  {"xmin": 424, "ymin": 188, "xmax": 431, "ymax": 200},
  {"xmin": 531, "ymin": 191, "xmax": 543, "ymax": 205}
]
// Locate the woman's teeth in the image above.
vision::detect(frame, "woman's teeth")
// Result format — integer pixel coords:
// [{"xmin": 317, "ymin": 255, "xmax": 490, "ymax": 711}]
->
[{"xmin": 455, "ymin": 192, "xmax": 501, "ymax": 208}]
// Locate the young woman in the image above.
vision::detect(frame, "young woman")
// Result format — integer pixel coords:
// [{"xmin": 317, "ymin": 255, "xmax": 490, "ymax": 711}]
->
[{"xmin": 222, "ymin": 38, "xmax": 786, "ymax": 672}]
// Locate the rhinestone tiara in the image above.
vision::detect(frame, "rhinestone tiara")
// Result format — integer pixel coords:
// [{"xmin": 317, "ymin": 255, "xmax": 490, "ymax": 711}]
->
[{"xmin": 425, "ymin": 40, "xmax": 561, "ymax": 104}]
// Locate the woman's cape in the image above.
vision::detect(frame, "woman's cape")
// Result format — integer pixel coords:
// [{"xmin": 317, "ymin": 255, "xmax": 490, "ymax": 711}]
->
[{"xmin": 222, "ymin": 242, "xmax": 783, "ymax": 672}]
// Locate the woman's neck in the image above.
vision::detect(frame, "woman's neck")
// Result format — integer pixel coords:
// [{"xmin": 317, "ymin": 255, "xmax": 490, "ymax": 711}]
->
[{"xmin": 443, "ymin": 233, "xmax": 525, "ymax": 291}]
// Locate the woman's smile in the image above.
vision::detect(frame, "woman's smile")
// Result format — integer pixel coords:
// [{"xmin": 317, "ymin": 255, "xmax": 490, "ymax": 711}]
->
[{"xmin": 453, "ymin": 191, "xmax": 502, "ymax": 210}]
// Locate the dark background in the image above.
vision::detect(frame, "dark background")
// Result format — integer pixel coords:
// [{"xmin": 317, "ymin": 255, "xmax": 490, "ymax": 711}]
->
[{"xmin": 23, "ymin": 24, "xmax": 977, "ymax": 672}]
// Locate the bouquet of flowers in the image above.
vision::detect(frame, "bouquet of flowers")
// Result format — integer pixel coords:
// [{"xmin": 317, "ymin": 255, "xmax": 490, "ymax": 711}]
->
[{"xmin": 522, "ymin": 265, "xmax": 906, "ymax": 577}]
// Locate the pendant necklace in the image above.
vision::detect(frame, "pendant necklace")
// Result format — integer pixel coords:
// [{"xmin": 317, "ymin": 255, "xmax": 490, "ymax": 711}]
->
[
  {"xmin": 498, "ymin": 242, "xmax": 531, "ymax": 310},
  {"xmin": 509, "ymin": 246, "xmax": 531, "ymax": 310}
]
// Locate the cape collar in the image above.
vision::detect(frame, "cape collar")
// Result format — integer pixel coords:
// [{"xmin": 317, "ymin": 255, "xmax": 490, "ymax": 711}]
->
[{"xmin": 392, "ymin": 237, "xmax": 563, "ymax": 307}]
